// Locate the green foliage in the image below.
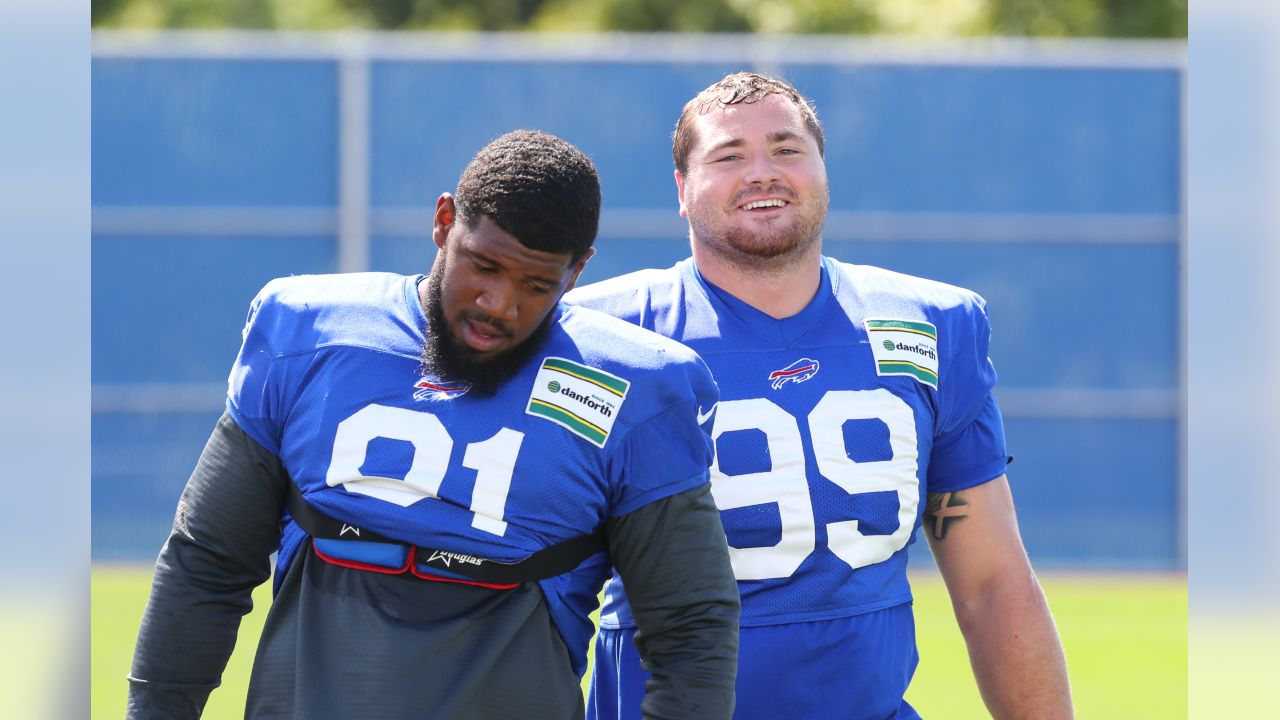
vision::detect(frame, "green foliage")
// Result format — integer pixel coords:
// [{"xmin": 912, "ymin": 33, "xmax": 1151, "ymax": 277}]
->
[
  {"xmin": 91, "ymin": 0, "xmax": 1187, "ymax": 38},
  {"xmin": 597, "ymin": 0, "xmax": 752, "ymax": 33},
  {"xmin": 984, "ymin": 0, "xmax": 1187, "ymax": 37},
  {"xmin": 92, "ymin": 0, "xmax": 129, "ymax": 25},
  {"xmin": 341, "ymin": 0, "xmax": 415, "ymax": 27},
  {"xmin": 1100, "ymin": 0, "xmax": 1187, "ymax": 38},
  {"xmin": 986, "ymin": 0, "xmax": 1100, "ymax": 36},
  {"xmin": 333, "ymin": 0, "xmax": 545, "ymax": 31}
]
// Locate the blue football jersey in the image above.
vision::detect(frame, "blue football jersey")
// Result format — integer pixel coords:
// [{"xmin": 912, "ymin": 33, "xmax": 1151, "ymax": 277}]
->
[
  {"xmin": 225, "ymin": 272, "xmax": 718, "ymax": 674},
  {"xmin": 569, "ymin": 257, "xmax": 1009, "ymax": 716}
]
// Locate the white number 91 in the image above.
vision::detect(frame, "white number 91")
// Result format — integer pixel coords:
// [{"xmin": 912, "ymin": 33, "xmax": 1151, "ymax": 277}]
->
[{"xmin": 709, "ymin": 389, "xmax": 919, "ymax": 581}]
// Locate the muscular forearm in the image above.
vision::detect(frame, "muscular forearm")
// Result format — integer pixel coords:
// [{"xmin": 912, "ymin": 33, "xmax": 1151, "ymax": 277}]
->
[
  {"xmin": 607, "ymin": 484, "xmax": 740, "ymax": 720},
  {"xmin": 926, "ymin": 479, "xmax": 1072, "ymax": 720},
  {"xmin": 952, "ymin": 570, "xmax": 1072, "ymax": 720},
  {"xmin": 128, "ymin": 412, "xmax": 286, "ymax": 719}
]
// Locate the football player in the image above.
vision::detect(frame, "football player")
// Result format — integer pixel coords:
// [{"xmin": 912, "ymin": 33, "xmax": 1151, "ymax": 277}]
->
[
  {"xmin": 572, "ymin": 73, "xmax": 1072, "ymax": 719},
  {"xmin": 128, "ymin": 130, "xmax": 739, "ymax": 719}
]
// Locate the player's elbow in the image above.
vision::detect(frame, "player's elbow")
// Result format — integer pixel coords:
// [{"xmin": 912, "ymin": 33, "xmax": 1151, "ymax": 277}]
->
[{"xmin": 950, "ymin": 565, "xmax": 1049, "ymax": 637}]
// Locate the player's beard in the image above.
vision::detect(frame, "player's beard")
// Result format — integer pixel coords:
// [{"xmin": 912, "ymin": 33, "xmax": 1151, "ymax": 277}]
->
[
  {"xmin": 420, "ymin": 259, "xmax": 556, "ymax": 398},
  {"xmin": 688, "ymin": 182, "xmax": 829, "ymax": 269}
]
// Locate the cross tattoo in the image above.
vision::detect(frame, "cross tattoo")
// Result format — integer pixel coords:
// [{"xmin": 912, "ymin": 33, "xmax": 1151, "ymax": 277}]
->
[{"xmin": 925, "ymin": 491, "xmax": 969, "ymax": 540}]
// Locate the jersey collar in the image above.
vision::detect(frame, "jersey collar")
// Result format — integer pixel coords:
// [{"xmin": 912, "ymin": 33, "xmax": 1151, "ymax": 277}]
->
[{"xmin": 683, "ymin": 258, "xmax": 835, "ymax": 347}]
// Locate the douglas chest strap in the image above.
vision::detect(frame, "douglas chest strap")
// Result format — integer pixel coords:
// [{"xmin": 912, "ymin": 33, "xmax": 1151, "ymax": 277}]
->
[{"xmin": 285, "ymin": 483, "xmax": 606, "ymax": 584}]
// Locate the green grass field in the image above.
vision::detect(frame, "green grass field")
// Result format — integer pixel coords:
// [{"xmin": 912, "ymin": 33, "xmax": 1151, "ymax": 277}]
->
[{"xmin": 93, "ymin": 567, "xmax": 1186, "ymax": 718}]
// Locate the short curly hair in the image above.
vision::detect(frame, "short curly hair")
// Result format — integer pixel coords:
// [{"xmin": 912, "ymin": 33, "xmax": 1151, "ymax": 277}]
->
[
  {"xmin": 454, "ymin": 129, "xmax": 601, "ymax": 262},
  {"xmin": 672, "ymin": 72, "xmax": 825, "ymax": 175}
]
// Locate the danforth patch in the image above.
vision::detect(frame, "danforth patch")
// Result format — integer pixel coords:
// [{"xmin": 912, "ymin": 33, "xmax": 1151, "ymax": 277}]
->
[
  {"xmin": 864, "ymin": 318, "xmax": 940, "ymax": 389},
  {"xmin": 525, "ymin": 357, "xmax": 630, "ymax": 447}
]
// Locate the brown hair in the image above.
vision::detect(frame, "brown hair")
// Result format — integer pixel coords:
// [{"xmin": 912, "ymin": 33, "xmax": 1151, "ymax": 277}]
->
[{"xmin": 672, "ymin": 72, "xmax": 825, "ymax": 175}]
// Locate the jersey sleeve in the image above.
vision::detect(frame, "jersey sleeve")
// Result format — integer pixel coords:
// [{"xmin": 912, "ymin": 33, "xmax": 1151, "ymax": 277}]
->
[
  {"xmin": 927, "ymin": 293, "xmax": 1010, "ymax": 492},
  {"xmin": 563, "ymin": 270, "xmax": 653, "ymax": 326},
  {"xmin": 604, "ymin": 355, "xmax": 719, "ymax": 517},
  {"xmin": 225, "ymin": 283, "xmax": 289, "ymax": 455},
  {"xmin": 128, "ymin": 412, "xmax": 287, "ymax": 719},
  {"xmin": 606, "ymin": 484, "xmax": 739, "ymax": 719}
]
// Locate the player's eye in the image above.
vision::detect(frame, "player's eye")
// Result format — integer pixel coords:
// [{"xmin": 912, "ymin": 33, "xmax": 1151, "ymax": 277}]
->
[
  {"xmin": 527, "ymin": 282, "xmax": 554, "ymax": 294},
  {"xmin": 473, "ymin": 261, "xmax": 498, "ymax": 274}
]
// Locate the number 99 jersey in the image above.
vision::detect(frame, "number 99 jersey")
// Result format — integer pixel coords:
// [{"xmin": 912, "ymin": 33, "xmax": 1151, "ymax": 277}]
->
[{"xmin": 568, "ymin": 257, "xmax": 1010, "ymax": 717}]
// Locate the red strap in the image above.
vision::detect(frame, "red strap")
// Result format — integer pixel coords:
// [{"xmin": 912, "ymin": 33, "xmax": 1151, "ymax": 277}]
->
[{"xmin": 310, "ymin": 541, "xmax": 519, "ymax": 590}]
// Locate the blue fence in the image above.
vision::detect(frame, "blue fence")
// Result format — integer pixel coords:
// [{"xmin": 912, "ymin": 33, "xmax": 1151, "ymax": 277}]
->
[{"xmin": 91, "ymin": 32, "xmax": 1185, "ymax": 568}]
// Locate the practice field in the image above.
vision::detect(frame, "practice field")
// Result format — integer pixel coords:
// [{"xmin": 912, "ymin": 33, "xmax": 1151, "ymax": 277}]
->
[{"xmin": 93, "ymin": 567, "xmax": 1185, "ymax": 718}]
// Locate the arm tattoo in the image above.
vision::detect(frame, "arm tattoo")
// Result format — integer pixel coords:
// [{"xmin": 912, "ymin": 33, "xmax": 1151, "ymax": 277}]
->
[{"xmin": 924, "ymin": 491, "xmax": 969, "ymax": 540}]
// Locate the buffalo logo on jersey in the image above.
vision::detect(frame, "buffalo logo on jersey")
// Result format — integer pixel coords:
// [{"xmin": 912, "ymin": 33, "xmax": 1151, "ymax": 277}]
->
[
  {"xmin": 526, "ymin": 357, "xmax": 631, "ymax": 448},
  {"xmin": 864, "ymin": 318, "xmax": 940, "ymax": 389},
  {"xmin": 769, "ymin": 358, "xmax": 821, "ymax": 390},
  {"xmin": 413, "ymin": 378, "xmax": 471, "ymax": 401}
]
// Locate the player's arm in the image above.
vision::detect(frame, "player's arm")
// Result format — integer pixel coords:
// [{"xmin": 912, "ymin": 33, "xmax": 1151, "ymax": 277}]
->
[
  {"xmin": 606, "ymin": 483, "xmax": 740, "ymax": 720},
  {"xmin": 924, "ymin": 475, "xmax": 1073, "ymax": 719},
  {"xmin": 127, "ymin": 411, "xmax": 287, "ymax": 719}
]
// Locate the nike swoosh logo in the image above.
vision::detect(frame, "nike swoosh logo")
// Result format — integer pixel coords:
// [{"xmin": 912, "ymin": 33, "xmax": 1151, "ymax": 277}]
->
[{"xmin": 696, "ymin": 402, "xmax": 718, "ymax": 425}]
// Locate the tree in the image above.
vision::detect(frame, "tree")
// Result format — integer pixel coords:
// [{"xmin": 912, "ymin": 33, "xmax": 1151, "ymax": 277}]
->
[{"xmin": 90, "ymin": 0, "xmax": 1188, "ymax": 38}]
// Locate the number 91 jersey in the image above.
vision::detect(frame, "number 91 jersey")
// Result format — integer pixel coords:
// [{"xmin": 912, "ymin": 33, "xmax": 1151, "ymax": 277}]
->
[
  {"xmin": 567, "ymin": 257, "xmax": 1009, "ymax": 630},
  {"xmin": 225, "ymin": 272, "xmax": 718, "ymax": 673}
]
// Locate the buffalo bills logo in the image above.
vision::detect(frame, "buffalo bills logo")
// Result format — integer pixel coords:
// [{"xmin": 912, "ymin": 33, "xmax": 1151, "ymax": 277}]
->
[
  {"xmin": 768, "ymin": 358, "xmax": 820, "ymax": 390},
  {"xmin": 414, "ymin": 378, "xmax": 471, "ymax": 401}
]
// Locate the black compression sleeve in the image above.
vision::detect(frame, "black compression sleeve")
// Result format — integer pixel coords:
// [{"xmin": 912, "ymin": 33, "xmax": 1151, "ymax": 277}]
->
[
  {"xmin": 127, "ymin": 412, "xmax": 287, "ymax": 719},
  {"xmin": 606, "ymin": 483, "xmax": 740, "ymax": 720}
]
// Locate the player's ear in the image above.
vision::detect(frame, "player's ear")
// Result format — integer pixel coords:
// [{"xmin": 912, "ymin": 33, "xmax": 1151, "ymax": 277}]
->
[
  {"xmin": 563, "ymin": 248, "xmax": 596, "ymax": 292},
  {"xmin": 675, "ymin": 169, "xmax": 689, "ymax": 218},
  {"xmin": 432, "ymin": 193, "xmax": 456, "ymax": 250}
]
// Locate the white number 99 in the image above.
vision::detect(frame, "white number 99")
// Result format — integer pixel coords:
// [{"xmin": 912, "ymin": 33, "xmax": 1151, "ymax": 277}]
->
[{"xmin": 709, "ymin": 389, "xmax": 919, "ymax": 580}]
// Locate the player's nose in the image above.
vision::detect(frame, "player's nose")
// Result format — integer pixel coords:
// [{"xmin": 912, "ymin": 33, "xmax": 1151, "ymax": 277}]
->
[
  {"xmin": 743, "ymin": 152, "xmax": 781, "ymax": 185},
  {"xmin": 475, "ymin": 278, "xmax": 519, "ymax": 322}
]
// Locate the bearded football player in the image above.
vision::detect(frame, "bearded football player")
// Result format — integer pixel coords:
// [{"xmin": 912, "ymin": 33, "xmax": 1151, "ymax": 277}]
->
[{"xmin": 128, "ymin": 130, "xmax": 739, "ymax": 720}]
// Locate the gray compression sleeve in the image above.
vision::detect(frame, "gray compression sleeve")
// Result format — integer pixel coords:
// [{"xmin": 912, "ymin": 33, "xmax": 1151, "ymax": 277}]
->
[
  {"xmin": 127, "ymin": 411, "xmax": 286, "ymax": 719},
  {"xmin": 606, "ymin": 483, "xmax": 740, "ymax": 720}
]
